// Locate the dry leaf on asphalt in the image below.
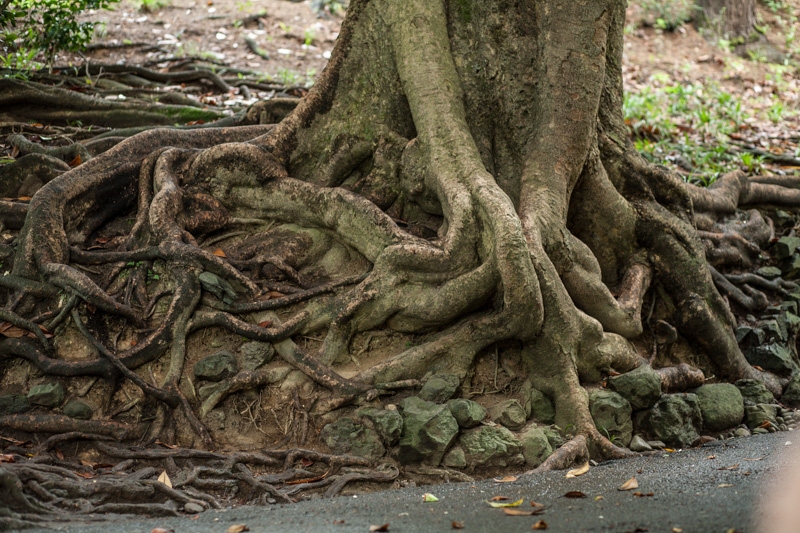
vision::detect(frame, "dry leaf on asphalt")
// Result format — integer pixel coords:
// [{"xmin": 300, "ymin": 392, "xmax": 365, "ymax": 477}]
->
[
  {"xmin": 632, "ymin": 491, "xmax": 654, "ymax": 497},
  {"xmin": 151, "ymin": 529, "xmax": 174, "ymax": 533},
  {"xmin": 213, "ymin": 248, "xmax": 227, "ymax": 257},
  {"xmin": 486, "ymin": 498, "xmax": 524, "ymax": 508},
  {"xmin": 530, "ymin": 501, "xmax": 544, "ymax": 508},
  {"xmin": 503, "ymin": 508, "xmax": 544, "ymax": 516},
  {"xmin": 719, "ymin": 464, "xmax": 739, "ymax": 471},
  {"xmin": 422, "ymin": 493, "xmax": 439, "ymax": 502},
  {"xmin": 718, "ymin": 483, "xmax": 733, "ymax": 488},
  {"xmin": 369, "ymin": 524, "xmax": 390, "ymax": 532},
  {"xmin": 494, "ymin": 475, "xmax": 518, "ymax": 483},
  {"xmin": 489, "ymin": 495, "xmax": 510, "ymax": 501},
  {"xmin": 157, "ymin": 470, "xmax": 172, "ymax": 488},
  {"xmin": 333, "ymin": 519, "xmax": 345, "ymax": 525},
  {"xmin": 594, "ymin": 495, "xmax": 604, "ymax": 501},
  {"xmin": 227, "ymin": 525, "xmax": 249, "ymax": 533},
  {"xmin": 0, "ymin": 454, "xmax": 14, "ymax": 463},
  {"xmin": 619, "ymin": 477, "xmax": 639, "ymax": 491},
  {"xmin": 532, "ymin": 520, "xmax": 548, "ymax": 530},
  {"xmin": 565, "ymin": 462, "xmax": 590, "ymax": 478},
  {"xmin": 564, "ymin": 491, "xmax": 587, "ymax": 498},
  {"xmin": 451, "ymin": 521, "xmax": 465, "ymax": 529}
]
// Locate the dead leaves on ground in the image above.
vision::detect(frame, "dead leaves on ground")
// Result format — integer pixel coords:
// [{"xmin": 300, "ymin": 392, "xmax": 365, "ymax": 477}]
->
[
  {"xmin": 369, "ymin": 524, "xmax": 389, "ymax": 532},
  {"xmin": 493, "ymin": 475, "xmax": 518, "ymax": 483},
  {"xmin": 619, "ymin": 477, "xmax": 639, "ymax": 491},
  {"xmin": 565, "ymin": 462, "xmax": 589, "ymax": 478},
  {"xmin": 0, "ymin": 321, "xmax": 53, "ymax": 340},
  {"xmin": 486, "ymin": 497, "xmax": 524, "ymax": 508},
  {"xmin": 157, "ymin": 470, "xmax": 172, "ymax": 488},
  {"xmin": 563, "ymin": 491, "xmax": 587, "ymax": 499},
  {"xmin": 227, "ymin": 525, "xmax": 249, "ymax": 533},
  {"xmin": 532, "ymin": 520, "xmax": 548, "ymax": 530}
]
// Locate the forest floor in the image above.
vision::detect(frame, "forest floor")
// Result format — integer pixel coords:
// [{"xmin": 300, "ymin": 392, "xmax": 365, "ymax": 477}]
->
[{"xmin": 1, "ymin": 0, "xmax": 800, "ymax": 523}]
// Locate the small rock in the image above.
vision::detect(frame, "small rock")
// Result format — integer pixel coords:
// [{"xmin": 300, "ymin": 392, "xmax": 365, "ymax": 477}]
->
[
  {"xmin": 634, "ymin": 394, "xmax": 702, "ymax": 448},
  {"xmin": 320, "ymin": 418, "xmax": 386, "ymax": 460},
  {"xmin": 691, "ymin": 436, "xmax": 717, "ymax": 447},
  {"xmin": 184, "ymin": 502, "xmax": 204, "ymax": 514},
  {"xmin": 238, "ymin": 341, "xmax": 274, "ymax": 371},
  {"xmin": 198, "ymin": 271, "xmax": 237, "ymax": 304},
  {"xmin": 590, "ymin": 390, "xmax": 633, "ymax": 446},
  {"xmin": 782, "ymin": 375, "xmax": 800, "ymax": 408},
  {"xmin": 757, "ymin": 266, "xmax": 783, "ymax": 279},
  {"xmin": 358, "ymin": 408, "xmax": 403, "ymax": 445},
  {"xmin": 418, "ymin": 374, "xmax": 460, "ymax": 403},
  {"xmin": 542, "ymin": 427, "xmax": 565, "ymax": 449},
  {"xmin": 735, "ymin": 379, "xmax": 775, "ymax": 406},
  {"xmin": 488, "ymin": 399, "xmax": 527, "ymax": 431},
  {"xmin": 27, "ymin": 383, "xmax": 65, "ymax": 407},
  {"xmin": 0, "ymin": 394, "xmax": 31, "ymax": 415},
  {"xmin": 629, "ymin": 435, "xmax": 652, "ymax": 452},
  {"xmin": 459, "ymin": 425, "xmax": 524, "ymax": 469},
  {"xmin": 745, "ymin": 404, "xmax": 779, "ymax": 429},
  {"xmin": 528, "ymin": 389, "xmax": 555, "ymax": 424},
  {"xmin": 607, "ymin": 364, "xmax": 662, "ymax": 410},
  {"xmin": 519, "ymin": 427, "xmax": 553, "ymax": 467},
  {"xmin": 695, "ymin": 383, "xmax": 744, "ymax": 432},
  {"xmin": 734, "ymin": 428, "xmax": 751, "ymax": 438},
  {"xmin": 397, "ymin": 396, "xmax": 459, "ymax": 465},
  {"xmin": 447, "ymin": 399, "xmax": 486, "ymax": 428},
  {"xmin": 194, "ymin": 351, "xmax": 238, "ymax": 382},
  {"xmin": 780, "ymin": 424, "xmax": 788, "ymax": 431},
  {"xmin": 773, "ymin": 236, "xmax": 800, "ymax": 260},
  {"xmin": 753, "ymin": 427, "xmax": 770, "ymax": 435},
  {"xmin": 442, "ymin": 446, "xmax": 467, "ymax": 468},
  {"xmin": 744, "ymin": 343, "xmax": 796, "ymax": 375},
  {"xmin": 266, "ymin": 498, "xmax": 277, "ymax": 504},
  {"xmin": 647, "ymin": 440, "xmax": 666, "ymax": 449},
  {"xmin": 62, "ymin": 400, "xmax": 93, "ymax": 420}
]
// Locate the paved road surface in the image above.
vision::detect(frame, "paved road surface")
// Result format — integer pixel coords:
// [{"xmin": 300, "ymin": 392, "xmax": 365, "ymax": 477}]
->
[{"xmin": 28, "ymin": 432, "xmax": 800, "ymax": 533}]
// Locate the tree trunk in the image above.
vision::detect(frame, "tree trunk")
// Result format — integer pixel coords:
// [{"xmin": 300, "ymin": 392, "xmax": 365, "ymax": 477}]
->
[
  {"xmin": 695, "ymin": 0, "xmax": 757, "ymax": 40},
  {"xmin": 0, "ymin": 0, "xmax": 794, "ymax": 502}
]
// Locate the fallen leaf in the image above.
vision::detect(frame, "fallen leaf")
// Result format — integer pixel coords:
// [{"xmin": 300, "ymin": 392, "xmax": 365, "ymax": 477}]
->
[
  {"xmin": 369, "ymin": 524, "xmax": 389, "ymax": 532},
  {"xmin": 757, "ymin": 420, "xmax": 771, "ymax": 429},
  {"xmin": 672, "ymin": 528, "xmax": 683, "ymax": 532},
  {"xmin": 0, "ymin": 436, "xmax": 28, "ymax": 446},
  {"xmin": 0, "ymin": 454, "xmax": 15, "ymax": 463},
  {"xmin": 158, "ymin": 470, "xmax": 172, "ymax": 488},
  {"xmin": 664, "ymin": 448, "xmax": 676, "ymax": 453},
  {"xmin": 422, "ymin": 493, "xmax": 438, "ymax": 502},
  {"xmin": 504, "ymin": 508, "xmax": 544, "ymax": 516},
  {"xmin": 300, "ymin": 458, "xmax": 315, "ymax": 467},
  {"xmin": 565, "ymin": 462, "xmax": 590, "ymax": 478},
  {"xmin": 494, "ymin": 475, "xmax": 518, "ymax": 483},
  {"xmin": 68, "ymin": 155, "xmax": 82, "ymax": 167},
  {"xmin": 707, "ymin": 455, "xmax": 716, "ymax": 460},
  {"xmin": 333, "ymin": 519, "xmax": 345, "ymax": 525},
  {"xmin": 55, "ymin": 448, "xmax": 64, "ymax": 460},
  {"xmin": 530, "ymin": 501, "xmax": 544, "ymax": 507},
  {"xmin": 718, "ymin": 483, "xmax": 733, "ymax": 488},
  {"xmin": 75, "ymin": 472, "xmax": 95, "ymax": 479},
  {"xmin": 489, "ymin": 496, "xmax": 510, "ymax": 501},
  {"xmin": 452, "ymin": 521, "xmax": 464, "ymax": 529},
  {"xmin": 213, "ymin": 248, "xmax": 227, "ymax": 257},
  {"xmin": 155, "ymin": 440, "xmax": 178, "ymax": 449},
  {"xmin": 227, "ymin": 525, "xmax": 249, "ymax": 533},
  {"xmin": 0, "ymin": 324, "xmax": 27, "ymax": 338},
  {"xmin": 594, "ymin": 495, "xmax": 604, "ymax": 501},
  {"xmin": 258, "ymin": 320, "xmax": 273, "ymax": 328},
  {"xmin": 632, "ymin": 492, "xmax": 654, "ymax": 498},
  {"xmin": 719, "ymin": 464, "xmax": 739, "ymax": 471},
  {"xmin": 16, "ymin": 196, "xmax": 31, "ymax": 201},
  {"xmin": 619, "ymin": 477, "xmax": 639, "ymax": 491},
  {"xmin": 151, "ymin": 529, "xmax": 174, "ymax": 533},
  {"xmin": 267, "ymin": 291, "xmax": 285, "ymax": 299},
  {"xmin": 532, "ymin": 520, "xmax": 548, "ymax": 530},
  {"xmin": 563, "ymin": 491, "xmax": 587, "ymax": 499},
  {"xmin": 743, "ymin": 457, "xmax": 764, "ymax": 461},
  {"xmin": 753, "ymin": 365, "xmax": 764, "ymax": 372},
  {"xmin": 487, "ymin": 498, "xmax": 524, "ymax": 508}
]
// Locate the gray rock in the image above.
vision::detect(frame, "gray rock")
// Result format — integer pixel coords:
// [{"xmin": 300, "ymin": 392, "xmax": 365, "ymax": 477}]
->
[
  {"xmin": 194, "ymin": 351, "xmax": 238, "ymax": 382},
  {"xmin": 418, "ymin": 374, "xmax": 460, "ymax": 403},
  {"xmin": 745, "ymin": 403, "xmax": 779, "ymax": 429},
  {"xmin": 62, "ymin": 400, "xmax": 92, "ymax": 420},
  {"xmin": 757, "ymin": 266, "xmax": 783, "ymax": 279},
  {"xmin": 647, "ymin": 440, "xmax": 666, "ymax": 449},
  {"xmin": 735, "ymin": 379, "xmax": 775, "ymax": 406},
  {"xmin": 397, "ymin": 396, "xmax": 459, "ymax": 465},
  {"xmin": 0, "ymin": 394, "xmax": 30, "ymax": 415},
  {"xmin": 358, "ymin": 408, "xmax": 403, "ymax": 445},
  {"xmin": 589, "ymin": 390, "xmax": 633, "ymax": 446},
  {"xmin": 744, "ymin": 343, "xmax": 796, "ymax": 375},
  {"xmin": 238, "ymin": 342, "xmax": 274, "ymax": 371},
  {"xmin": 488, "ymin": 399, "xmax": 527, "ymax": 431},
  {"xmin": 774, "ymin": 236, "xmax": 800, "ymax": 260},
  {"xmin": 753, "ymin": 427, "xmax": 770, "ymax": 435},
  {"xmin": 734, "ymin": 427, "xmax": 751, "ymax": 438},
  {"xmin": 27, "ymin": 383, "xmax": 65, "ymax": 407},
  {"xmin": 607, "ymin": 364, "xmax": 662, "ymax": 410},
  {"xmin": 447, "ymin": 399, "xmax": 486, "ymax": 428},
  {"xmin": 695, "ymin": 383, "xmax": 744, "ymax": 432},
  {"xmin": 441, "ymin": 446, "xmax": 467, "ymax": 468},
  {"xmin": 320, "ymin": 418, "xmax": 386, "ymax": 460},
  {"xmin": 542, "ymin": 427, "xmax": 565, "ymax": 449},
  {"xmin": 781, "ymin": 374, "xmax": 800, "ymax": 408},
  {"xmin": 198, "ymin": 271, "xmax": 237, "ymax": 304},
  {"xmin": 528, "ymin": 389, "xmax": 555, "ymax": 424},
  {"xmin": 629, "ymin": 435, "xmax": 652, "ymax": 452},
  {"xmin": 634, "ymin": 394, "xmax": 702, "ymax": 448},
  {"xmin": 519, "ymin": 427, "xmax": 553, "ymax": 467},
  {"xmin": 184, "ymin": 502, "xmax": 204, "ymax": 514},
  {"xmin": 459, "ymin": 426, "xmax": 524, "ymax": 469}
]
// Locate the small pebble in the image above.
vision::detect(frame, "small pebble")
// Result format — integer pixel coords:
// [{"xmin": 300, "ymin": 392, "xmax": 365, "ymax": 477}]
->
[
  {"xmin": 753, "ymin": 427, "xmax": 769, "ymax": 435},
  {"xmin": 780, "ymin": 424, "xmax": 788, "ymax": 431},
  {"xmin": 267, "ymin": 498, "xmax": 277, "ymax": 504},
  {"xmin": 734, "ymin": 428, "xmax": 751, "ymax": 438},
  {"xmin": 184, "ymin": 502, "xmax": 204, "ymax": 514}
]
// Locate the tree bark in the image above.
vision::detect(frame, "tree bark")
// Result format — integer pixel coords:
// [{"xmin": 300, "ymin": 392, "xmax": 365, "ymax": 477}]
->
[{"xmin": 695, "ymin": 0, "xmax": 757, "ymax": 40}]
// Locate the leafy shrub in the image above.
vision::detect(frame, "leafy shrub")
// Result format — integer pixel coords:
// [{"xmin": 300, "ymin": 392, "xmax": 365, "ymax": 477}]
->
[{"xmin": 0, "ymin": 0, "xmax": 119, "ymax": 68}]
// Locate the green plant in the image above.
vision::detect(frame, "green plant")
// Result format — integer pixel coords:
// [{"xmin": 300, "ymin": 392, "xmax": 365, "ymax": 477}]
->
[
  {"xmin": 303, "ymin": 27, "xmax": 316, "ymax": 47},
  {"xmin": 1, "ymin": 0, "xmax": 120, "ymax": 67},
  {"xmin": 310, "ymin": 0, "xmax": 347, "ymax": 15},
  {"xmin": 137, "ymin": 0, "xmax": 170, "ymax": 12},
  {"xmin": 636, "ymin": 0, "xmax": 694, "ymax": 31}
]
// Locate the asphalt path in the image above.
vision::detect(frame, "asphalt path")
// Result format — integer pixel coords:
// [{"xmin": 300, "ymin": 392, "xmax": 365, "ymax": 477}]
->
[{"xmin": 27, "ymin": 431, "xmax": 800, "ymax": 533}]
